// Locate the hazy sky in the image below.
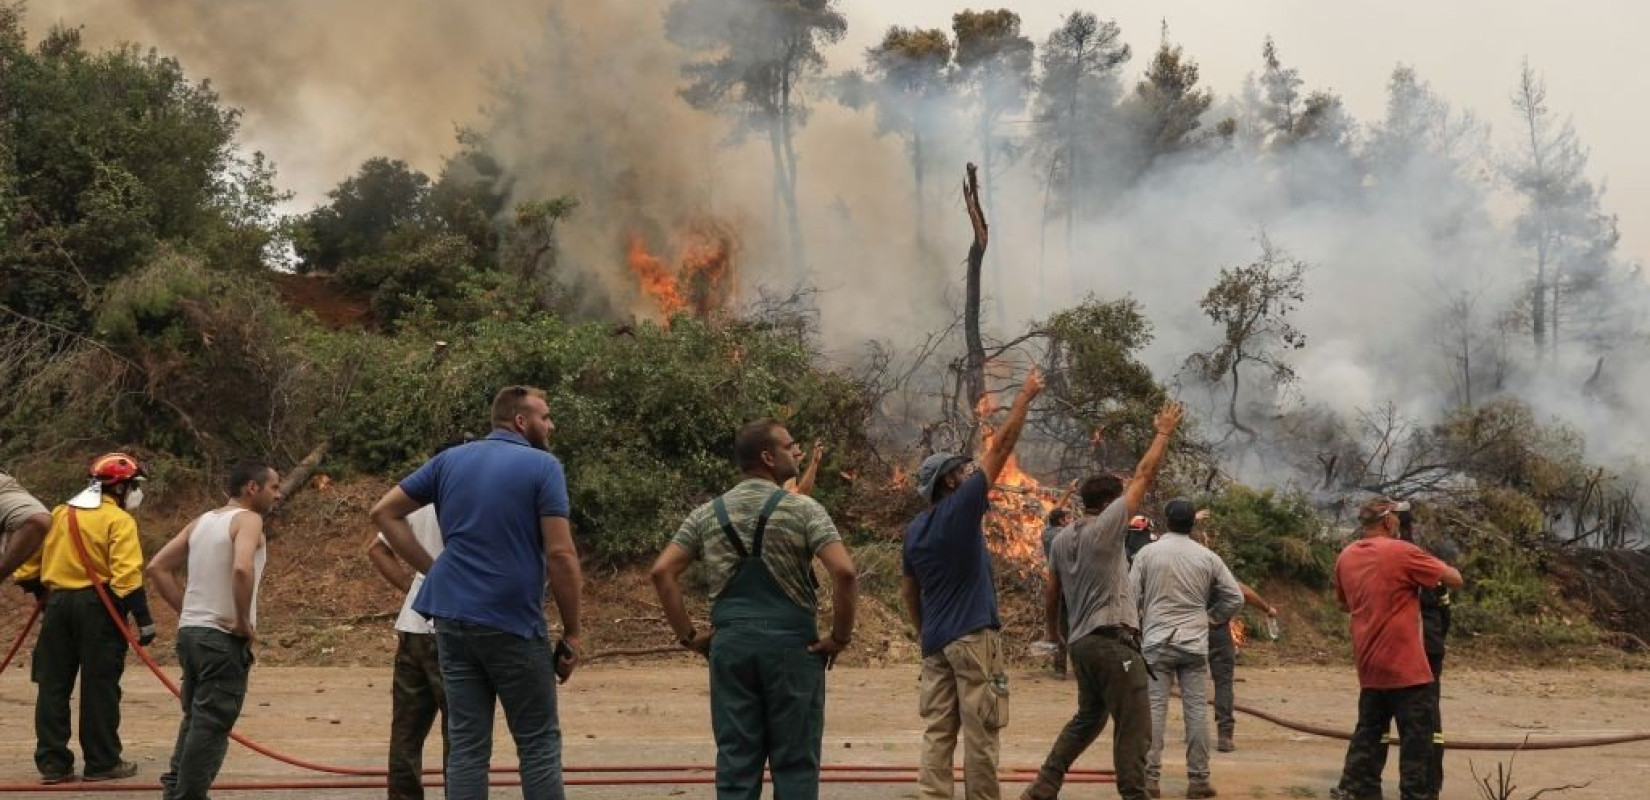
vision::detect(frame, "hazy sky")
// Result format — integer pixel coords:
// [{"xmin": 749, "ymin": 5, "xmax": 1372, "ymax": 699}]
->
[
  {"xmin": 25, "ymin": 1, "xmax": 1647, "ymax": 267},
  {"xmin": 836, "ymin": 0, "xmax": 1648, "ymax": 266}
]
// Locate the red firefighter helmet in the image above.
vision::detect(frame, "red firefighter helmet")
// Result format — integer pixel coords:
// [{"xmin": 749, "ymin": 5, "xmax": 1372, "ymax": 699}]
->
[{"xmin": 89, "ymin": 453, "xmax": 145, "ymax": 486}]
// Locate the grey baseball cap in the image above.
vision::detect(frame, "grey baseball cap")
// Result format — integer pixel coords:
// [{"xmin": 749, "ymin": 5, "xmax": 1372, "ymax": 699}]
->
[{"xmin": 916, "ymin": 452, "xmax": 971, "ymax": 504}]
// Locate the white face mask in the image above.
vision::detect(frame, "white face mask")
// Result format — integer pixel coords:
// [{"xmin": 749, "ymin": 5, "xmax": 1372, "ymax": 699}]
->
[{"xmin": 123, "ymin": 487, "xmax": 145, "ymax": 512}]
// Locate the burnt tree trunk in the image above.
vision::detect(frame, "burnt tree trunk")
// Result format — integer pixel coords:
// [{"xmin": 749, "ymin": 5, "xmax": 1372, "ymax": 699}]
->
[
  {"xmin": 272, "ymin": 440, "xmax": 330, "ymax": 520},
  {"xmin": 963, "ymin": 163, "xmax": 989, "ymax": 416}
]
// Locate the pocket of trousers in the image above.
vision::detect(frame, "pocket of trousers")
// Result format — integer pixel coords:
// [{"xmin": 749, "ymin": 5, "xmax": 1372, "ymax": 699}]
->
[{"xmin": 979, "ymin": 674, "xmax": 1010, "ymax": 729}]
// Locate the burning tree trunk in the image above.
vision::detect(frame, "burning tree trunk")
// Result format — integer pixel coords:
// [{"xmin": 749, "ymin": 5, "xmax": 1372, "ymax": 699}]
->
[{"xmin": 962, "ymin": 163, "xmax": 989, "ymax": 414}]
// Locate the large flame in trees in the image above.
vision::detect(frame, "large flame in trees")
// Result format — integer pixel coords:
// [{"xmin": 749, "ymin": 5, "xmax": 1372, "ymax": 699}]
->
[
  {"xmin": 976, "ymin": 393, "xmax": 1060, "ymax": 580},
  {"xmin": 626, "ymin": 235, "xmax": 684, "ymax": 315},
  {"xmin": 625, "ymin": 222, "xmax": 736, "ymax": 320}
]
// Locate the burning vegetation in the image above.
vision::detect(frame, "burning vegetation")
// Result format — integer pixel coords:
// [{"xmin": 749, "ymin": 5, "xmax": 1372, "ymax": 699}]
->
[
  {"xmin": 976, "ymin": 392, "xmax": 1065, "ymax": 580},
  {"xmin": 625, "ymin": 222, "xmax": 736, "ymax": 320}
]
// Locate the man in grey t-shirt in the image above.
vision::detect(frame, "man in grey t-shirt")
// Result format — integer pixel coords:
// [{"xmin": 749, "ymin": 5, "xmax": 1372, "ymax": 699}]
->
[{"xmin": 1021, "ymin": 401, "xmax": 1185, "ymax": 800}]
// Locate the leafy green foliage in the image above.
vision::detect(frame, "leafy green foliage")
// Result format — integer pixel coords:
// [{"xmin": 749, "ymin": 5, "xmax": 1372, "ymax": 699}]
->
[
  {"xmin": 1205, "ymin": 485, "xmax": 1335, "ymax": 587},
  {"xmin": 292, "ymin": 157, "xmax": 432, "ymax": 273},
  {"xmin": 1041, "ymin": 296, "xmax": 1167, "ymax": 466},
  {"xmin": 0, "ymin": 11, "xmax": 281, "ymax": 329},
  {"xmin": 320, "ymin": 315, "xmax": 870, "ymax": 562}
]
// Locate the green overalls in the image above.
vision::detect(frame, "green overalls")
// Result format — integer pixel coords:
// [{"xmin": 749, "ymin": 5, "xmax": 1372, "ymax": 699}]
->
[{"xmin": 707, "ymin": 489, "xmax": 827, "ymax": 800}]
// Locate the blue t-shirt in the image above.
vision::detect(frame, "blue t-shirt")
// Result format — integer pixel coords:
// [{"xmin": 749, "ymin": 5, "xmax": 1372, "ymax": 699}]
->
[
  {"xmin": 400, "ymin": 429, "xmax": 570, "ymax": 639},
  {"xmin": 902, "ymin": 472, "xmax": 1000, "ymax": 656}
]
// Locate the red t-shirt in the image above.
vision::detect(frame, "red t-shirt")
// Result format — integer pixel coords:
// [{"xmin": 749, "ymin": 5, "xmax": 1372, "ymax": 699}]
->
[{"xmin": 1334, "ymin": 536, "xmax": 1450, "ymax": 689}]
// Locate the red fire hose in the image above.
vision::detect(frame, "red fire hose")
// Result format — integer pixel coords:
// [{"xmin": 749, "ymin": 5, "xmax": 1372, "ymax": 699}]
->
[{"xmin": 0, "ymin": 601, "xmax": 40, "ymax": 673}]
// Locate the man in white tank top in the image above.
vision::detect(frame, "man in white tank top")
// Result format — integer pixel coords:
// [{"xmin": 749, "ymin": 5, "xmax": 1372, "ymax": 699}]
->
[
  {"xmin": 144, "ymin": 461, "xmax": 281, "ymax": 800},
  {"xmin": 367, "ymin": 501, "xmax": 447, "ymax": 800}
]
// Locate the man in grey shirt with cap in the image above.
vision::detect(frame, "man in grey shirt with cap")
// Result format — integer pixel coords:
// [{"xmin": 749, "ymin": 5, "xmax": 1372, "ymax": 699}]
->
[
  {"xmin": 1021, "ymin": 400, "xmax": 1184, "ymax": 800},
  {"xmin": 1130, "ymin": 499, "xmax": 1243, "ymax": 799}
]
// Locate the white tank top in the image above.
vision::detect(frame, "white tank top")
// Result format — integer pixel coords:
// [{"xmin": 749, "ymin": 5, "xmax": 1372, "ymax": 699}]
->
[{"xmin": 178, "ymin": 507, "xmax": 267, "ymax": 633}]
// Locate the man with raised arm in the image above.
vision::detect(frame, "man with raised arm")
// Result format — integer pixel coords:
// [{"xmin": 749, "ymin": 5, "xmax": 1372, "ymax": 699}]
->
[
  {"xmin": 902, "ymin": 367, "xmax": 1044, "ymax": 800},
  {"xmin": 1020, "ymin": 401, "xmax": 1186, "ymax": 800}
]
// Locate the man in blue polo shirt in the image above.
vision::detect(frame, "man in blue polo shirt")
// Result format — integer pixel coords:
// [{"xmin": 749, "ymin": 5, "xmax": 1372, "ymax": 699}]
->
[
  {"xmin": 901, "ymin": 367, "xmax": 1043, "ymax": 800},
  {"xmin": 371, "ymin": 385, "xmax": 584, "ymax": 800}
]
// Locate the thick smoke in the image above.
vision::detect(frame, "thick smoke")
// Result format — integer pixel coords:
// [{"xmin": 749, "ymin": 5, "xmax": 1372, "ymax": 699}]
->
[{"xmin": 24, "ymin": 1, "xmax": 1650, "ymax": 515}]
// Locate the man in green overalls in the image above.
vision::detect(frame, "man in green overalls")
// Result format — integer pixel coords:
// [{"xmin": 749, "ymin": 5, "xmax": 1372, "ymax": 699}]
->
[{"xmin": 651, "ymin": 418, "xmax": 859, "ymax": 800}]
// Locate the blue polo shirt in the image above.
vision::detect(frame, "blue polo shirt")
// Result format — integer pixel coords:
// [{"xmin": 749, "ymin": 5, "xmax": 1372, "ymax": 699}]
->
[
  {"xmin": 400, "ymin": 429, "xmax": 570, "ymax": 639},
  {"xmin": 902, "ymin": 472, "xmax": 1000, "ymax": 656}
]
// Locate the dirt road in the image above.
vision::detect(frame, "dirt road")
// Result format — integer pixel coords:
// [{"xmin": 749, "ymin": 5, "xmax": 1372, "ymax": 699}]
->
[{"xmin": 1, "ymin": 660, "xmax": 1645, "ymax": 798}]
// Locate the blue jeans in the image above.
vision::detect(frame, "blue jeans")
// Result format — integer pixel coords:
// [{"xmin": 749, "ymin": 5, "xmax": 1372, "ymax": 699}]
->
[
  {"xmin": 1146, "ymin": 648, "xmax": 1210, "ymax": 783},
  {"xmin": 434, "ymin": 619, "xmax": 563, "ymax": 800}
]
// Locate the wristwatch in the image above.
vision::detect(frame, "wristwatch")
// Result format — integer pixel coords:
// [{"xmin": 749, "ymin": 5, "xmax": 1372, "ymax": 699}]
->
[{"xmin": 830, "ymin": 631, "xmax": 852, "ymax": 647}]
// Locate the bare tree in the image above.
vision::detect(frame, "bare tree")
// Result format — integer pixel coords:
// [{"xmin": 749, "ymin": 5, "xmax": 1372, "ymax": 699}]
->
[{"xmin": 1184, "ymin": 235, "xmax": 1308, "ymax": 443}]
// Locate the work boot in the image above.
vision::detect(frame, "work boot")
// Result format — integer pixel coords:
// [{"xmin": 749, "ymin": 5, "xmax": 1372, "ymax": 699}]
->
[
  {"xmin": 1187, "ymin": 780, "xmax": 1218, "ymax": 799},
  {"xmin": 1018, "ymin": 773, "xmax": 1060, "ymax": 800},
  {"xmin": 1327, "ymin": 788, "xmax": 1380, "ymax": 800},
  {"xmin": 83, "ymin": 761, "xmax": 137, "ymax": 782},
  {"xmin": 1146, "ymin": 778, "xmax": 1162, "ymax": 798},
  {"xmin": 1217, "ymin": 734, "xmax": 1235, "ymax": 752},
  {"xmin": 39, "ymin": 769, "xmax": 73, "ymax": 786}
]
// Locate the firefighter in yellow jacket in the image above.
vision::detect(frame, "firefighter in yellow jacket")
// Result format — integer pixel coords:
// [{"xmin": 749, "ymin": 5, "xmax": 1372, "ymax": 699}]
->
[{"xmin": 13, "ymin": 453, "xmax": 154, "ymax": 784}]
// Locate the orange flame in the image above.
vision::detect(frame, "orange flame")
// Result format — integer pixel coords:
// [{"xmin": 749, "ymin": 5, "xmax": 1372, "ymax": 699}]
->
[
  {"xmin": 625, "ymin": 223, "xmax": 736, "ymax": 320},
  {"xmin": 975, "ymin": 391, "xmax": 1057, "ymax": 579},
  {"xmin": 1231, "ymin": 618, "xmax": 1248, "ymax": 650},
  {"xmin": 626, "ymin": 235, "xmax": 685, "ymax": 316}
]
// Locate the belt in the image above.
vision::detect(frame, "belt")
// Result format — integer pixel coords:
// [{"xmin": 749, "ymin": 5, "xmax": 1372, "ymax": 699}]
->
[{"xmin": 1087, "ymin": 625, "xmax": 1132, "ymax": 639}]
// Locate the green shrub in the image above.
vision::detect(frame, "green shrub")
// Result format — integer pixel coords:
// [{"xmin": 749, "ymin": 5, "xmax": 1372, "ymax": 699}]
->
[
  {"xmin": 1205, "ymin": 485, "xmax": 1335, "ymax": 587},
  {"xmin": 321, "ymin": 313, "xmax": 871, "ymax": 563}
]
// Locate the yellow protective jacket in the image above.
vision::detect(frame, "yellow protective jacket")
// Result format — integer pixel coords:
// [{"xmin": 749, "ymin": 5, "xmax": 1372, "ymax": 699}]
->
[{"xmin": 11, "ymin": 497, "xmax": 144, "ymax": 597}]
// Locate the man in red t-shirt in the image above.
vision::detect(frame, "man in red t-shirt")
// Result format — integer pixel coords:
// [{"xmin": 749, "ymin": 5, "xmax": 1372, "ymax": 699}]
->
[{"xmin": 1329, "ymin": 497, "xmax": 1463, "ymax": 800}]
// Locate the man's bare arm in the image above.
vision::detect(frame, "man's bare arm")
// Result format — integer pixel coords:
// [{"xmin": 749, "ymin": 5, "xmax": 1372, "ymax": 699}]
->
[
  {"xmin": 1239, "ymin": 582, "xmax": 1278, "ymax": 615},
  {"xmin": 230, "ymin": 515, "xmax": 265, "ymax": 641},
  {"xmin": 979, "ymin": 368, "xmax": 1045, "ymax": 486},
  {"xmin": 649, "ymin": 543, "xmax": 707, "ymax": 654},
  {"xmin": 900, "ymin": 575, "xmax": 923, "ymax": 636},
  {"xmin": 1124, "ymin": 401, "xmax": 1185, "ymax": 514},
  {"xmin": 793, "ymin": 441, "xmax": 824, "ymax": 496},
  {"xmin": 543, "ymin": 516, "xmax": 583, "ymax": 639},
  {"xmin": 0, "ymin": 512, "xmax": 50, "ymax": 580},
  {"xmin": 366, "ymin": 534, "xmax": 414, "ymax": 594},
  {"xmin": 369, "ymin": 487, "xmax": 433, "ymax": 574},
  {"xmin": 814, "ymin": 542, "xmax": 857, "ymax": 643},
  {"xmin": 144, "ymin": 519, "xmax": 197, "ymax": 613}
]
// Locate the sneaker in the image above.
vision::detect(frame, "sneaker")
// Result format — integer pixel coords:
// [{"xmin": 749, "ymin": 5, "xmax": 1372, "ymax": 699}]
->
[
  {"xmin": 1187, "ymin": 781, "xmax": 1218, "ymax": 799},
  {"xmin": 1217, "ymin": 734, "xmax": 1235, "ymax": 752},
  {"xmin": 1146, "ymin": 779, "xmax": 1162, "ymax": 798},
  {"xmin": 83, "ymin": 761, "xmax": 137, "ymax": 782},
  {"xmin": 39, "ymin": 770, "xmax": 74, "ymax": 786}
]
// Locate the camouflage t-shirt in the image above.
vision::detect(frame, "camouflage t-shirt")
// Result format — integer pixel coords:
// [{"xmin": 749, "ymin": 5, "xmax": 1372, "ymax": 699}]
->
[{"xmin": 671, "ymin": 478, "xmax": 842, "ymax": 611}]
